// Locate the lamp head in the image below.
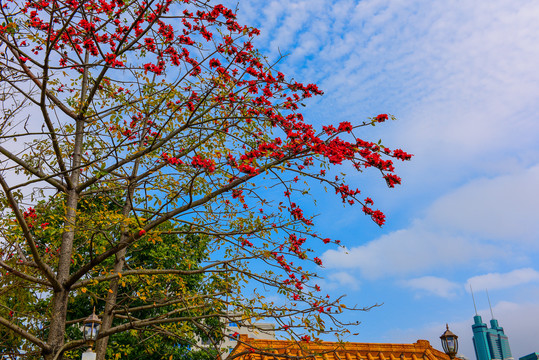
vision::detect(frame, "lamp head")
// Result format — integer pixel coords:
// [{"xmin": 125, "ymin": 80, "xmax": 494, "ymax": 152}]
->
[
  {"xmin": 440, "ymin": 324, "xmax": 458, "ymax": 359},
  {"xmin": 83, "ymin": 308, "xmax": 102, "ymax": 347}
]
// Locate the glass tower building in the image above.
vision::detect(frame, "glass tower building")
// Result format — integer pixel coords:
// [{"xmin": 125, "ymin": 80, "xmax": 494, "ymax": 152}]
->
[{"xmin": 472, "ymin": 315, "xmax": 513, "ymax": 360}]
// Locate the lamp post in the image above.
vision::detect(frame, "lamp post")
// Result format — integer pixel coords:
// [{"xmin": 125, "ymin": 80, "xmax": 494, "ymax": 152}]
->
[
  {"xmin": 440, "ymin": 324, "xmax": 458, "ymax": 360},
  {"xmin": 82, "ymin": 308, "xmax": 101, "ymax": 360}
]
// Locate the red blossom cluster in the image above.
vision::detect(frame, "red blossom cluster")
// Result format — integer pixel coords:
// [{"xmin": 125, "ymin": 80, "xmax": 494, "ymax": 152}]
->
[
  {"xmin": 289, "ymin": 203, "xmax": 312, "ymax": 226},
  {"xmin": 23, "ymin": 207, "xmax": 37, "ymax": 219},
  {"xmin": 209, "ymin": 58, "xmax": 221, "ymax": 68},
  {"xmin": 375, "ymin": 113, "xmax": 388, "ymax": 122},
  {"xmin": 384, "ymin": 174, "xmax": 402, "ymax": 188},
  {"xmin": 191, "ymin": 155, "xmax": 216, "ymax": 173},
  {"xmin": 392, "ymin": 149, "xmax": 413, "ymax": 161},
  {"xmin": 300, "ymin": 335, "xmax": 310, "ymax": 343},
  {"xmin": 273, "ymin": 252, "xmax": 306, "ymax": 292},
  {"xmin": 288, "ymin": 234, "xmax": 306, "ymax": 255},
  {"xmin": 12, "ymin": 0, "xmax": 251, "ymax": 80},
  {"xmin": 144, "ymin": 60, "xmax": 166, "ymax": 75},
  {"xmin": 237, "ymin": 163, "xmax": 259, "ymax": 175},
  {"xmin": 162, "ymin": 153, "xmax": 183, "ymax": 165},
  {"xmin": 104, "ymin": 53, "xmax": 124, "ymax": 67},
  {"xmin": 354, "ymin": 138, "xmax": 401, "ymax": 171},
  {"xmin": 362, "ymin": 206, "xmax": 386, "ymax": 226},
  {"xmin": 240, "ymin": 237, "xmax": 253, "ymax": 247},
  {"xmin": 311, "ymin": 300, "xmax": 326, "ymax": 313},
  {"xmin": 23, "ymin": 207, "xmax": 37, "ymax": 228},
  {"xmin": 337, "ymin": 121, "xmax": 353, "ymax": 133},
  {"xmin": 335, "ymin": 184, "xmax": 360, "ymax": 204},
  {"xmin": 231, "ymin": 189, "xmax": 243, "ymax": 200}
]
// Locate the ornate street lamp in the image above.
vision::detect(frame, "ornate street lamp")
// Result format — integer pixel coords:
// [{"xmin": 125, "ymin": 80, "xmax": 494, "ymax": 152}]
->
[
  {"xmin": 82, "ymin": 308, "xmax": 101, "ymax": 360},
  {"xmin": 440, "ymin": 324, "xmax": 458, "ymax": 359}
]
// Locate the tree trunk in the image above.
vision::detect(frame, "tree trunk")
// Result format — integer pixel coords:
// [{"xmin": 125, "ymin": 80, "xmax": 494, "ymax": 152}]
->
[
  {"xmin": 44, "ymin": 113, "xmax": 85, "ymax": 359},
  {"xmin": 95, "ymin": 249, "xmax": 126, "ymax": 360},
  {"xmin": 43, "ymin": 290, "xmax": 70, "ymax": 360}
]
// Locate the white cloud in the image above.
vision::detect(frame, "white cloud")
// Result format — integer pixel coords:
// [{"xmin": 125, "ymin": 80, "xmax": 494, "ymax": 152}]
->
[
  {"xmin": 322, "ymin": 165, "xmax": 539, "ymax": 279},
  {"xmin": 402, "ymin": 276, "xmax": 461, "ymax": 298},
  {"xmin": 328, "ymin": 271, "xmax": 360, "ymax": 290},
  {"xmin": 321, "ymin": 223, "xmax": 505, "ymax": 279},
  {"xmin": 426, "ymin": 165, "xmax": 539, "ymax": 244},
  {"xmin": 318, "ymin": 271, "xmax": 361, "ymax": 291},
  {"xmin": 466, "ymin": 268, "xmax": 539, "ymax": 291}
]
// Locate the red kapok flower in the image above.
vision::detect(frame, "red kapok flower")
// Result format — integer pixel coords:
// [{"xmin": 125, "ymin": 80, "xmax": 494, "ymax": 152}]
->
[
  {"xmin": 337, "ymin": 121, "xmax": 353, "ymax": 133},
  {"xmin": 375, "ymin": 114, "xmax": 388, "ymax": 122}
]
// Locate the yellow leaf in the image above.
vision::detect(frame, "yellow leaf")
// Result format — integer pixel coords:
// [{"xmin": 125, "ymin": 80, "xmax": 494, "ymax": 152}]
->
[
  {"xmin": 81, "ymin": 288, "xmax": 87, "ymax": 293},
  {"xmin": 108, "ymin": 289, "xmax": 114, "ymax": 293}
]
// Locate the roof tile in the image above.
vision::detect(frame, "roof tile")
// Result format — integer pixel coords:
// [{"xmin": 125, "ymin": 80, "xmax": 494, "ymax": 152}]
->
[{"xmin": 228, "ymin": 336, "xmax": 450, "ymax": 360}]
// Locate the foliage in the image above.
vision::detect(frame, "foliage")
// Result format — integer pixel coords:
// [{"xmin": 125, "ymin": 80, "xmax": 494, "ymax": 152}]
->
[{"xmin": 0, "ymin": 0, "xmax": 412, "ymax": 359}]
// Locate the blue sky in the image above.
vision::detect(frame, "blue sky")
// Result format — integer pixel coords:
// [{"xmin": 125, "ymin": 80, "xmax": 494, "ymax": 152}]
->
[{"xmin": 223, "ymin": 0, "xmax": 539, "ymax": 357}]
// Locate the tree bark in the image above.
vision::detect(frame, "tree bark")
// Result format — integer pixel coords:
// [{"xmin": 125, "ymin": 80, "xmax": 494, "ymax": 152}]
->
[
  {"xmin": 95, "ymin": 249, "xmax": 126, "ymax": 360},
  {"xmin": 44, "ymin": 115, "xmax": 85, "ymax": 360}
]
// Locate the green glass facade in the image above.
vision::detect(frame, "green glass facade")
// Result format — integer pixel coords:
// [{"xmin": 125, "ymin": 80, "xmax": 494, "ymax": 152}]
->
[
  {"xmin": 519, "ymin": 353, "xmax": 539, "ymax": 360},
  {"xmin": 472, "ymin": 315, "xmax": 513, "ymax": 360}
]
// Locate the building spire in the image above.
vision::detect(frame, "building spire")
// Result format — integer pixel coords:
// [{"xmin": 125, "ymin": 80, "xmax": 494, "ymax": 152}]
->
[
  {"xmin": 486, "ymin": 289, "xmax": 494, "ymax": 319},
  {"xmin": 470, "ymin": 284, "xmax": 478, "ymax": 315}
]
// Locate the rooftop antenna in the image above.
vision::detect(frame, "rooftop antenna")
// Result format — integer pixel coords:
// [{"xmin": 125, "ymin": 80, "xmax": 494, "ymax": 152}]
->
[
  {"xmin": 486, "ymin": 289, "xmax": 494, "ymax": 319},
  {"xmin": 470, "ymin": 284, "xmax": 478, "ymax": 315}
]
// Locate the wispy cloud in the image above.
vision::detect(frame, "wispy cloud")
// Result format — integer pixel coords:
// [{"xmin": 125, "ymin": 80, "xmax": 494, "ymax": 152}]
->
[
  {"xmin": 401, "ymin": 276, "xmax": 461, "ymax": 299},
  {"xmin": 321, "ymin": 227, "xmax": 503, "ymax": 279},
  {"xmin": 425, "ymin": 165, "xmax": 539, "ymax": 244},
  {"xmin": 318, "ymin": 271, "xmax": 361, "ymax": 291},
  {"xmin": 466, "ymin": 268, "xmax": 539, "ymax": 291}
]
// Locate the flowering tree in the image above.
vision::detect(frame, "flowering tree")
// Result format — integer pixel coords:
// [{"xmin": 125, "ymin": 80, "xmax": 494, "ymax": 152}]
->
[{"xmin": 0, "ymin": 0, "xmax": 412, "ymax": 359}]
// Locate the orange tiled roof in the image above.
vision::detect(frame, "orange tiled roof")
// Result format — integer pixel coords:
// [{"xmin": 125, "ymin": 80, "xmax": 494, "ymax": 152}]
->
[{"xmin": 228, "ymin": 335, "xmax": 450, "ymax": 360}]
